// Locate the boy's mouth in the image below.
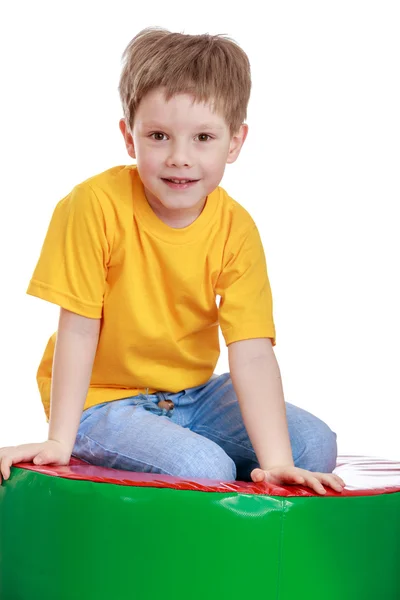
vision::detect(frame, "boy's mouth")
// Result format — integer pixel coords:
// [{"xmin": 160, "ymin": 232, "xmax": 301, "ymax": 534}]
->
[
  {"xmin": 161, "ymin": 178, "xmax": 199, "ymax": 189},
  {"xmin": 162, "ymin": 177, "xmax": 199, "ymax": 183}
]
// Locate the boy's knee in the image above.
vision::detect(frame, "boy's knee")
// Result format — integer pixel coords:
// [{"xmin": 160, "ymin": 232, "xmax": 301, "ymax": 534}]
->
[
  {"xmin": 179, "ymin": 446, "xmax": 236, "ymax": 481},
  {"xmin": 317, "ymin": 426, "xmax": 338, "ymax": 472},
  {"xmin": 296, "ymin": 421, "xmax": 338, "ymax": 474}
]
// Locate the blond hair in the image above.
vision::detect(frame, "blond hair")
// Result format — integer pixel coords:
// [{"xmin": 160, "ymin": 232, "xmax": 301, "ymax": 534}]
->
[{"xmin": 118, "ymin": 27, "xmax": 251, "ymax": 136}]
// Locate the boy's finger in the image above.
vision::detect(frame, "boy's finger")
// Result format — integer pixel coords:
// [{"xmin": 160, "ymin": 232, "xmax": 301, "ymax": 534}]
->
[
  {"xmin": 0, "ymin": 458, "xmax": 11, "ymax": 480},
  {"xmin": 34, "ymin": 452, "xmax": 52, "ymax": 465},
  {"xmin": 250, "ymin": 468, "xmax": 265, "ymax": 482},
  {"xmin": 308, "ymin": 477, "xmax": 326, "ymax": 494},
  {"xmin": 1, "ymin": 451, "xmax": 34, "ymax": 479},
  {"xmin": 321, "ymin": 474, "xmax": 344, "ymax": 491},
  {"xmin": 330, "ymin": 478, "xmax": 345, "ymax": 491},
  {"xmin": 276, "ymin": 471, "xmax": 305, "ymax": 485},
  {"xmin": 335, "ymin": 475, "xmax": 346, "ymax": 487},
  {"xmin": 331, "ymin": 473, "xmax": 345, "ymax": 486}
]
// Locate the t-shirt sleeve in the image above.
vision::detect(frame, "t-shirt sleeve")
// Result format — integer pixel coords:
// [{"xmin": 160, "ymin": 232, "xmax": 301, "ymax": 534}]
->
[
  {"xmin": 26, "ymin": 184, "xmax": 109, "ymax": 318},
  {"xmin": 215, "ymin": 224, "xmax": 276, "ymax": 346}
]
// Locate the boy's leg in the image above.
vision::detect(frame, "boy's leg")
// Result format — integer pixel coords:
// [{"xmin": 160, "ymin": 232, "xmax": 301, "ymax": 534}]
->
[
  {"xmin": 71, "ymin": 395, "xmax": 236, "ymax": 481},
  {"xmin": 187, "ymin": 373, "xmax": 338, "ymax": 481}
]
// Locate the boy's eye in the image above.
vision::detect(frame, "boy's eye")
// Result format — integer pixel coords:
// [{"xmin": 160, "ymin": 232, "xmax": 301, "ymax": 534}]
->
[
  {"xmin": 150, "ymin": 132, "xmax": 167, "ymax": 141},
  {"xmin": 149, "ymin": 132, "xmax": 212, "ymax": 142}
]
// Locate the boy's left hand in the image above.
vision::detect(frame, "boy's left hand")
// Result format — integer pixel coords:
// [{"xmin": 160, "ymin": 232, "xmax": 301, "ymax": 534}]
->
[{"xmin": 251, "ymin": 465, "xmax": 345, "ymax": 495}]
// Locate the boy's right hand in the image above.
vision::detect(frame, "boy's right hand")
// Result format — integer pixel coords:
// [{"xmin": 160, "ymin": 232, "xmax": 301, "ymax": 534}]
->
[{"xmin": 0, "ymin": 440, "xmax": 72, "ymax": 484}]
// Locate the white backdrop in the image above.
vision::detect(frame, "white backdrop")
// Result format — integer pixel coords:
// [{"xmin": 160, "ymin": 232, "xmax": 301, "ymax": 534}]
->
[{"xmin": 1, "ymin": 1, "xmax": 399, "ymax": 460}]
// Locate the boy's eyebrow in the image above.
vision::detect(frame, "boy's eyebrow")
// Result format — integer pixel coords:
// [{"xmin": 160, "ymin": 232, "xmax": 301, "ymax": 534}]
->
[{"xmin": 141, "ymin": 122, "xmax": 225, "ymax": 130}]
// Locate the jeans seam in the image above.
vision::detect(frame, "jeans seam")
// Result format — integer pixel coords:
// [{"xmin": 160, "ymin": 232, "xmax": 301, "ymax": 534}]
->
[
  {"xmin": 195, "ymin": 425, "xmax": 257, "ymax": 458},
  {"xmin": 75, "ymin": 433, "xmax": 178, "ymax": 476}
]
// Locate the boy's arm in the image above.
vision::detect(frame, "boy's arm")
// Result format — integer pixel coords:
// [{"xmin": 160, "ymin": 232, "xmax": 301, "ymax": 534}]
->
[
  {"xmin": 0, "ymin": 308, "xmax": 100, "ymax": 483},
  {"xmin": 48, "ymin": 308, "xmax": 101, "ymax": 452},
  {"xmin": 228, "ymin": 338, "xmax": 294, "ymax": 470},
  {"xmin": 228, "ymin": 338, "xmax": 345, "ymax": 494}
]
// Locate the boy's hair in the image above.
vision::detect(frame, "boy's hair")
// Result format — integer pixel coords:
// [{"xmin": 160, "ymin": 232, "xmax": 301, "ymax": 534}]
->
[{"xmin": 118, "ymin": 27, "xmax": 251, "ymax": 137}]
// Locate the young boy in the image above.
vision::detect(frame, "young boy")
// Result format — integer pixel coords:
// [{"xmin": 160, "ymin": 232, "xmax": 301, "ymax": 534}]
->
[{"xmin": 0, "ymin": 27, "xmax": 345, "ymax": 494}]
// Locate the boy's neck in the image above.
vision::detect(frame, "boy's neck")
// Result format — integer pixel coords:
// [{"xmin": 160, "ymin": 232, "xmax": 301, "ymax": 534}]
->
[{"xmin": 145, "ymin": 195, "xmax": 208, "ymax": 229}]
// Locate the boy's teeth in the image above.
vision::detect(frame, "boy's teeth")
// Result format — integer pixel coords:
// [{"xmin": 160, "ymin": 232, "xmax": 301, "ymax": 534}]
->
[{"xmin": 170, "ymin": 179, "xmax": 191, "ymax": 183}]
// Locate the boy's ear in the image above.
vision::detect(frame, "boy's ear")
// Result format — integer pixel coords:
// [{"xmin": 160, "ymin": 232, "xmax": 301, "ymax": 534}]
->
[
  {"xmin": 226, "ymin": 123, "xmax": 249, "ymax": 164},
  {"xmin": 119, "ymin": 118, "xmax": 136, "ymax": 159}
]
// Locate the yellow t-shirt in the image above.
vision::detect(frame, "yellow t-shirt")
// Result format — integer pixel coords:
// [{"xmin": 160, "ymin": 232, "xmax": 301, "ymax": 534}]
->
[{"xmin": 27, "ymin": 165, "xmax": 276, "ymax": 420}]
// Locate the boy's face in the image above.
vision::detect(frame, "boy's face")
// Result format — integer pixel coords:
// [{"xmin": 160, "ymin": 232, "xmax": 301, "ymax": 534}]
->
[{"xmin": 119, "ymin": 88, "xmax": 248, "ymax": 227}]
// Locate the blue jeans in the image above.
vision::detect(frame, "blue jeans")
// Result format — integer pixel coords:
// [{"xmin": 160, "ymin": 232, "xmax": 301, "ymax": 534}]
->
[{"xmin": 72, "ymin": 372, "xmax": 338, "ymax": 481}]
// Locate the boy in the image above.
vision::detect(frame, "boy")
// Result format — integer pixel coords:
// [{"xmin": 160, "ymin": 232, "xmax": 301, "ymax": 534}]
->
[{"xmin": 0, "ymin": 27, "xmax": 345, "ymax": 494}]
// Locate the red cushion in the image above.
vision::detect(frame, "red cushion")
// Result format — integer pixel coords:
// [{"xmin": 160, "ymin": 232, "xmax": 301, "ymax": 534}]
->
[{"xmin": 15, "ymin": 454, "xmax": 400, "ymax": 497}]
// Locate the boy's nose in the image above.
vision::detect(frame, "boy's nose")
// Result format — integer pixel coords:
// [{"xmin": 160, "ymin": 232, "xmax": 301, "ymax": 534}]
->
[{"xmin": 166, "ymin": 146, "xmax": 192, "ymax": 168}]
